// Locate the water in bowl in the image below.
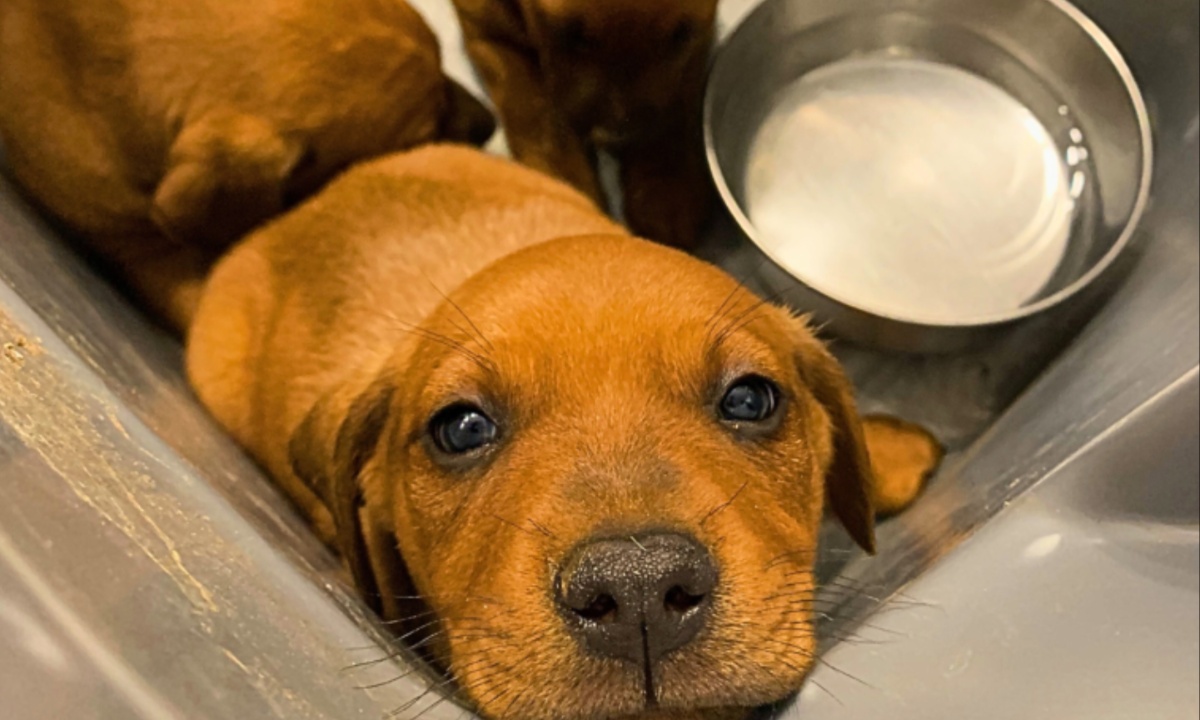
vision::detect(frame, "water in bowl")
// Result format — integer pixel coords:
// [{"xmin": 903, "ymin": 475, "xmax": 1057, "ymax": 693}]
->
[{"xmin": 743, "ymin": 55, "xmax": 1095, "ymax": 324}]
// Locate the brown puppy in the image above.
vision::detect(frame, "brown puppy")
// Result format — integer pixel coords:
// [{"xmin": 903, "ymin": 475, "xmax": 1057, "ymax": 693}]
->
[
  {"xmin": 187, "ymin": 145, "xmax": 940, "ymax": 720},
  {"xmin": 451, "ymin": 0, "xmax": 718, "ymax": 248},
  {"xmin": 0, "ymin": 0, "xmax": 495, "ymax": 329}
]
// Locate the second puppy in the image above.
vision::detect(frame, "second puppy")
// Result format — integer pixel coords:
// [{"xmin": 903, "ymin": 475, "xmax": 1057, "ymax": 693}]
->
[
  {"xmin": 451, "ymin": 0, "xmax": 719, "ymax": 248},
  {"xmin": 186, "ymin": 145, "xmax": 941, "ymax": 720},
  {"xmin": 0, "ymin": 0, "xmax": 495, "ymax": 328}
]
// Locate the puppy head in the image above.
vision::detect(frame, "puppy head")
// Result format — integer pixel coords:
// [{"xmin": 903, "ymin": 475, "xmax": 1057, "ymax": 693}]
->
[
  {"xmin": 521, "ymin": 0, "xmax": 718, "ymax": 146},
  {"xmin": 291, "ymin": 236, "xmax": 875, "ymax": 720}
]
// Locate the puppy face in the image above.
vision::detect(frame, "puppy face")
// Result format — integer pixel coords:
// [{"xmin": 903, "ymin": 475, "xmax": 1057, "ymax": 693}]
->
[
  {"xmin": 522, "ymin": 0, "xmax": 718, "ymax": 145},
  {"xmin": 293, "ymin": 237, "xmax": 874, "ymax": 720}
]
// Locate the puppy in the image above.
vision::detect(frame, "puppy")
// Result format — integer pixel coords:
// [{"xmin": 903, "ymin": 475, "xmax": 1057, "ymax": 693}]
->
[
  {"xmin": 0, "ymin": 0, "xmax": 495, "ymax": 329},
  {"xmin": 451, "ymin": 0, "xmax": 718, "ymax": 248},
  {"xmin": 187, "ymin": 145, "xmax": 941, "ymax": 720}
]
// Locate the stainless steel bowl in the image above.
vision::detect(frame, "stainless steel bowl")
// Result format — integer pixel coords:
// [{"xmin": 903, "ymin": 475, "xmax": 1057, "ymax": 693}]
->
[{"xmin": 705, "ymin": 0, "xmax": 1153, "ymax": 353}]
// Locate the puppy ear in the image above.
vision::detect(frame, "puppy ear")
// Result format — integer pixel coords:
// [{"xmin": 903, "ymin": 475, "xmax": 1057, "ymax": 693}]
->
[
  {"xmin": 788, "ymin": 319, "xmax": 877, "ymax": 554},
  {"xmin": 289, "ymin": 377, "xmax": 397, "ymax": 611},
  {"xmin": 153, "ymin": 112, "xmax": 309, "ymax": 250}
]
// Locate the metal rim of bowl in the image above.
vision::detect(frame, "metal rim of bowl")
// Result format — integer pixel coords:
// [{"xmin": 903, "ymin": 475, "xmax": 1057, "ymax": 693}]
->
[{"xmin": 704, "ymin": 0, "xmax": 1155, "ymax": 331}]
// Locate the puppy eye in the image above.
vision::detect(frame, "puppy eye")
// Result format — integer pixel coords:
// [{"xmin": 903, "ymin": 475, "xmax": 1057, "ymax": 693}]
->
[
  {"xmin": 430, "ymin": 404, "xmax": 499, "ymax": 454},
  {"xmin": 670, "ymin": 20, "xmax": 695, "ymax": 47},
  {"xmin": 719, "ymin": 376, "xmax": 779, "ymax": 423}
]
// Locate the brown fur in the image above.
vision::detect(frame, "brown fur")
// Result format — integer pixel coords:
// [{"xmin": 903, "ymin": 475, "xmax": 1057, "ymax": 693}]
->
[
  {"xmin": 0, "ymin": 0, "xmax": 494, "ymax": 329},
  {"xmin": 862, "ymin": 415, "xmax": 945, "ymax": 516},
  {"xmin": 186, "ymin": 145, "xmax": 939, "ymax": 720},
  {"xmin": 450, "ymin": 0, "xmax": 718, "ymax": 248}
]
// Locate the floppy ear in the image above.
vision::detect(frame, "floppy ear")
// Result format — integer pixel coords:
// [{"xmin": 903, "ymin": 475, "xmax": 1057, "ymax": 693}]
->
[
  {"xmin": 288, "ymin": 376, "xmax": 398, "ymax": 612},
  {"xmin": 152, "ymin": 111, "xmax": 309, "ymax": 250},
  {"xmin": 790, "ymin": 322, "xmax": 877, "ymax": 554}
]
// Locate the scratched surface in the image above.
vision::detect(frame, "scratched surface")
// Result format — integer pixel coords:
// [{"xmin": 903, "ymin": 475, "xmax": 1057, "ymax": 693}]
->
[{"xmin": 0, "ymin": 281, "xmax": 463, "ymax": 720}]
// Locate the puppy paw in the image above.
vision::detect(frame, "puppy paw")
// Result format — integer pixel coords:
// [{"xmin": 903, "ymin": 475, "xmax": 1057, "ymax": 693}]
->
[{"xmin": 861, "ymin": 414, "xmax": 945, "ymax": 516}]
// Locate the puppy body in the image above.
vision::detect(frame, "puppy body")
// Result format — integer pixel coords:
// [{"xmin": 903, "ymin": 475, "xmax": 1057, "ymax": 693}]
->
[
  {"xmin": 451, "ymin": 0, "xmax": 718, "ymax": 247},
  {"xmin": 0, "ymin": 0, "xmax": 494, "ymax": 328},
  {"xmin": 188, "ymin": 146, "xmax": 936, "ymax": 720},
  {"xmin": 189, "ymin": 145, "xmax": 623, "ymax": 541}
]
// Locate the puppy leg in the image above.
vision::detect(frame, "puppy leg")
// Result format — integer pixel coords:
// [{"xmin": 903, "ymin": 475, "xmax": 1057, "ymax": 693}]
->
[
  {"xmin": 861, "ymin": 415, "xmax": 945, "ymax": 516},
  {"xmin": 126, "ymin": 246, "xmax": 209, "ymax": 334},
  {"xmin": 618, "ymin": 117, "xmax": 715, "ymax": 249},
  {"xmin": 462, "ymin": 38, "xmax": 602, "ymax": 203},
  {"xmin": 153, "ymin": 111, "xmax": 308, "ymax": 251},
  {"xmin": 85, "ymin": 234, "xmax": 211, "ymax": 334}
]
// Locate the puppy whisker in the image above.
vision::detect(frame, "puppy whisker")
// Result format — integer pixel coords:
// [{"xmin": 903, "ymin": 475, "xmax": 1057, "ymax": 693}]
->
[
  {"xmin": 459, "ymin": 661, "xmax": 515, "ymax": 713},
  {"xmin": 430, "ymin": 489, "xmax": 478, "ymax": 549},
  {"xmin": 488, "ymin": 511, "xmax": 550, "ymax": 541},
  {"xmin": 763, "ymin": 547, "xmax": 821, "ymax": 570},
  {"xmin": 393, "ymin": 618, "xmax": 445, "ymax": 644},
  {"xmin": 807, "ymin": 678, "xmax": 845, "ymax": 707},
  {"xmin": 377, "ymin": 608, "xmax": 443, "ymax": 627},
  {"xmin": 817, "ymin": 584, "xmax": 934, "ymax": 609},
  {"xmin": 404, "ymin": 326, "xmax": 493, "ymax": 373},
  {"xmin": 341, "ymin": 652, "xmax": 401, "ymax": 672},
  {"xmin": 382, "ymin": 312, "xmax": 496, "ymax": 374},
  {"xmin": 343, "ymin": 635, "xmax": 435, "ymax": 673},
  {"xmin": 387, "ymin": 672, "xmax": 462, "ymax": 719},
  {"xmin": 700, "ymin": 480, "xmax": 750, "ymax": 527},
  {"xmin": 354, "ymin": 665, "xmax": 427, "ymax": 691},
  {"xmin": 403, "ymin": 651, "xmax": 523, "ymax": 720},
  {"xmin": 705, "ymin": 264, "xmax": 762, "ymax": 331},
  {"xmin": 704, "ymin": 258, "xmax": 772, "ymax": 342},
  {"xmin": 488, "ymin": 630, "xmax": 559, "ymax": 718},
  {"xmin": 763, "ymin": 545, "xmax": 860, "ymax": 571},
  {"xmin": 772, "ymin": 641, "xmax": 876, "ymax": 691},
  {"xmin": 527, "ymin": 518, "xmax": 557, "ymax": 539},
  {"xmin": 408, "ymin": 692, "xmax": 463, "ymax": 720},
  {"xmin": 712, "ymin": 284, "xmax": 802, "ymax": 348},
  {"xmin": 386, "ymin": 592, "xmax": 507, "ymax": 605},
  {"xmin": 421, "ymin": 269, "xmax": 495, "ymax": 353}
]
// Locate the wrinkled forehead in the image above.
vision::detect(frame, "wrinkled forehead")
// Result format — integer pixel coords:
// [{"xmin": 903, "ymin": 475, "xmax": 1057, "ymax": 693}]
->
[{"xmin": 418, "ymin": 253, "xmax": 793, "ymax": 408}]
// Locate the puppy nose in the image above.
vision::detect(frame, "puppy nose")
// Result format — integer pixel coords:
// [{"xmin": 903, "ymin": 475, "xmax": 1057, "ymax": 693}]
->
[{"xmin": 557, "ymin": 534, "xmax": 717, "ymax": 665}]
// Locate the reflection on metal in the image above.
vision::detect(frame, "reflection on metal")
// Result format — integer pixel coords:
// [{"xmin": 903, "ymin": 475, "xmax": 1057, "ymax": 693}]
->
[
  {"xmin": 742, "ymin": 57, "xmax": 1079, "ymax": 322},
  {"xmin": 704, "ymin": 0, "xmax": 1154, "ymax": 352},
  {"xmin": 743, "ymin": 0, "xmax": 1200, "ymax": 714},
  {"xmin": 0, "ymin": 260, "xmax": 459, "ymax": 718},
  {"xmin": 787, "ymin": 371, "xmax": 1199, "ymax": 719},
  {"xmin": 1, "ymin": 0, "xmax": 1197, "ymax": 718}
]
